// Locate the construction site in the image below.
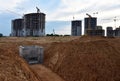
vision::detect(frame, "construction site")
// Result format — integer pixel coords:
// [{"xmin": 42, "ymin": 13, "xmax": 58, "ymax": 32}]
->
[
  {"xmin": 72, "ymin": 13, "xmax": 120, "ymax": 37},
  {"xmin": 10, "ymin": 7, "xmax": 120, "ymax": 37},
  {"xmin": 0, "ymin": 36, "xmax": 120, "ymax": 81},
  {"xmin": 11, "ymin": 7, "xmax": 45, "ymax": 37},
  {"xmin": 0, "ymin": 5, "xmax": 120, "ymax": 81}
]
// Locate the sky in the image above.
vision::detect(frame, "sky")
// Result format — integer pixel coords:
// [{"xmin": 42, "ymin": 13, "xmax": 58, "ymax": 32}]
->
[{"xmin": 0, "ymin": 0, "xmax": 120, "ymax": 36}]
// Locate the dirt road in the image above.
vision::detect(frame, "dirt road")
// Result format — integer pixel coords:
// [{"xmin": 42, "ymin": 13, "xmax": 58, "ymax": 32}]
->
[{"xmin": 30, "ymin": 64, "xmax": 65, "ymax": 81}]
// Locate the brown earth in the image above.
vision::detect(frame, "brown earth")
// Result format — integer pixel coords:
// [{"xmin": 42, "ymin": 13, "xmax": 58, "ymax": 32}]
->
[
  {"xmin": 44, "ymin": 36, "xmax": 120, "ymax": 81},
  {"xmin": 30, "ymin": 64, "xmax": 65, "ymax": 81},
  {"xmin": 0, "ymin": 36, "xmax": 120, "ymax": 81},
  {"xmin": 0, "ymin": 36, "xmax": 76, "ymax": 81},
  {"xmin": 0, "ymin": 44, "xmax": 40, "ymax": 81}
]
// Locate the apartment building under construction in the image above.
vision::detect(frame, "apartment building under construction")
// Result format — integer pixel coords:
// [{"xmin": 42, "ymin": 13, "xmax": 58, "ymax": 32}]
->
[
  {"xmin": 11, "ymin": 19, "xmax": 24, "ymax": 36},
  {"xmin": 71, "ymin": 20, "xmax": 82, "ymax": 36},
  {"xmin": 11, "ymin": 8, "xmax": 46, "ymax": 37}
]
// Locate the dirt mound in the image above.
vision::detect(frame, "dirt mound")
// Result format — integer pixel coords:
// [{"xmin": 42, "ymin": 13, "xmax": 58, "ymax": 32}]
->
[
  {"xmin": 44, "ymin": 36, "xmax": 120, "ymax": 81},
  {"xmin": 0, "ymin": 45, "xmax": 41, "ymax": 81},
  {"xmin": 0, "ymin": 36, "xmax": 120, "ymax": 81},
  {"xmin": 0, "ymin": 37, "xmax": 73, "ymax": 81}
]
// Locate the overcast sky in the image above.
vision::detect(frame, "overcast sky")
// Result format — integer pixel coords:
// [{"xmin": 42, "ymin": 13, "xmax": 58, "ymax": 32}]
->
[{"xmin": 0, "ymin": 0, "xmax": 120, "ymax": 36}]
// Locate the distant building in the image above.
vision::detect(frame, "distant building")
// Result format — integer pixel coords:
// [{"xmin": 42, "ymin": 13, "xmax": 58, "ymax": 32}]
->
[
  {"xmin": 96, "ymin": 26, "xmax": 102, "ymax": 30},
  {"xmin": 106, "ymin": 27, "xmax": 114, "ymax": 37},
  {"xmin": 114, "ymin": 27, "xmax": 120, "ymax": 37},
  {"xmin": 11, "ymin": 11, "xmax": 46, "ymax": 37},
  {"xmin": 11, "ymin": 19, "xmax": 23, "ymax": 37},
  {"xmin": 84, "ymin": 17, "xmax": 97, "ymax": 34},
  {"xmin": 84, "ymin": 17, "xmax": 105, "ymax": 36},
  {"xmin": 86, "ymin": 26, "xmax": 105, "ymax": 36},
  {"xmin": 23, "ymin": 13, "xmax": 45, "ymax": 37},
  {"xmin": 71, "ymin": 20, "xmax": 82, "ymax": 36}
]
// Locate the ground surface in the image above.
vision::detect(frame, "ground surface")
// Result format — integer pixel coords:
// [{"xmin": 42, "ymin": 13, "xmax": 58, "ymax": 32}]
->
[
  {"xmin": 0, "ymin": 36, "xmax": 120, "ymax": 81},
  {"xmin": 30, "ymin": 64, "xmax": 65, "ymax": 81},
  {"xmin": 0, "ymin": 36, "xmax": 76, "ymax": 81},
  {"xmin": 44, "ymin": 36, "xmax": 120, "ymax": 81}
]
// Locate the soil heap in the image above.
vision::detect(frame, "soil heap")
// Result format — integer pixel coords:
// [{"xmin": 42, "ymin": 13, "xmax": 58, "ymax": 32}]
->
[
  {"xmin": 0, "ymin": 45, "xmax": 41, "ymax": 81},
  {"xmin": 44, "ymin": 36, "xmax": 120, "ymax": 81}
]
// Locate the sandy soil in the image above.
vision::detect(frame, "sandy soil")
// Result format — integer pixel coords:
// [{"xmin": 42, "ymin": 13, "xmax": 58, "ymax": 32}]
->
[
  {"xmin": 0, "ymin": 36, "xmax": 75, "ymax": 81},
  {"xmin": 44, "ymin": 36, "xmax": 120, "ymax": 81},
  {"xmin": 0, "ymin": 36, "xmax": 120, "ymax": 81},
  {"xmin": 30, "ymin": 64, "xmax": 65, "ymax": 81}
]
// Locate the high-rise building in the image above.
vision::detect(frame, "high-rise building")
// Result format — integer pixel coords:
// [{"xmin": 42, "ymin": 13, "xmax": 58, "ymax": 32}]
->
[
  {"xmin": 23, "ymin": 13, "xmax": 45, "ymax": 37},
  {"xmin": 11, "ymin": 19, "xmax": 23, "ymax": 36},
  {"xmin": 84, "ymin": 17, "xmax": 97, "ymax": 34},
  {"xmin": 71, "ymin": 20, "xmax": 82, "ymax": 36},
  {"xmin": 11, "ymin": 11, "xmax": 46, "ymax": 37},
  {"xmin": 106, "ymin": 27, "xmax": 114, "ymax": 37},
  {"xmin": 114, "ymin": 27, "xmax": 120, "ymax": 37},
  {"xmin": 86, "ymin": 26, "xmax": 105, "ymax": 36}
]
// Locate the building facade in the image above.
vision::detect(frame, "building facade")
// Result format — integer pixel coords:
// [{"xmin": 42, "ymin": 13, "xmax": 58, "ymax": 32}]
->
[
  {"xmin": 114, "ymin": 27, "xmax": 120, "ymax": 37},
  {"xmin": 71, "ymin": 20, "xmax": 82, "ymax": 36},
  {"xmin": 11, "ymin": 12, "xmax": 46, "ymax": 37},
  {"xmin": 23, "ymin": 13, "xmax": 45, "ymax": 37},
  {"xmin": 86, "ymin": 26, "xmax": 104, "ymax": 36},
  {"xmin": 106, "ymin": 27, "xmax": 114, "ymax": 37},
  {"xmin": 11, "ymin": 19, "xmax": 23, "ymax": 36},
  {"xmin": 86, "ymin": 29, "xmax": 105, "ymax": 36},
  {"xmin": 84, "ymin": 17, "xmax": 97, "ymax": 34}
]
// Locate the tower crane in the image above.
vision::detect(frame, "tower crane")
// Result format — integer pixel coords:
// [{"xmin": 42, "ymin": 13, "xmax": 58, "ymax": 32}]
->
[
  {"xmin": 113, "ymin": 17, "xmax": 119, "ymax": 28},
  {"xmin": 103, "ymin": 16, "xmax": 120, "ymax": 29},
  {"xmin": 93, "ymin": 12, "xmax": 98, "ymax": 16},
  {"xmin": 36, "ymin": 7, "xmax": 40, "ymax": 13},
  {"xmin": 86, "ymin": 13, "xmax": 92, "ymax": 18},
  {"xmin": 86, "ymin": 13, "xmax": 92, "ymax": 30}
]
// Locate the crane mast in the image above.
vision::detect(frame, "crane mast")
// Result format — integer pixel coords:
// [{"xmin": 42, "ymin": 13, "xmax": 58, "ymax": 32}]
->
[
  {"xmin": 86, "ymin": 13, "xmax": 92, "ymax": 18},
  {"xmin": 36, "ymin": 7, "xmax": 40, "ymax": 13},
  {"xmin": 86, "ymin": 13, "xmax": 92, "ymax": 30}
]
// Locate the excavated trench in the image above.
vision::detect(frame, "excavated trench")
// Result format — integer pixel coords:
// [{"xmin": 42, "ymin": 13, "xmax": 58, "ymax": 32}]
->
[{"xmin": 0, "ymin": 36, "xmax": 120, "ymax": 81}]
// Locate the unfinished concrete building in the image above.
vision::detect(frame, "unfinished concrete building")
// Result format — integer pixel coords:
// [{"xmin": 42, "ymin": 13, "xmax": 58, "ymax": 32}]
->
[
  {"xmin": 84, "ymin": 17, "xmax": 97, "ymax": 35},
  {"xmin": 114, "ymin": 27, "xmax": 120, "ymax": 37},
  {"xmin": 71, "ymin": 20, "xmax": 82, "ymax": 36},
  {"xmin": 84, "ymin": 14, "xmax": 105, "ymax": 36},
  {"xmin": 84, "ymin": 13, "xmax": 97, "ymax": 35},
  {"xmin": 19, "ymin": 45, "xmax": 44, "ymax": 64},
  {"xmin": 106, "ymin": 27, "xmax": 114, "ymax": 37},
  {"xmin": 86, "ymin": 26, "xmax": 105, "ymax": 36},
  {"xmin": 23, "ymin": 13, "xmax": 45, "ymax": 36},
  {"xmin": 11, "ymin": 7, "xmax": 46, "ymax": 37},
  {"xmin": 11, "ymin": 19, "xmax": 24, "ymax": 36}
]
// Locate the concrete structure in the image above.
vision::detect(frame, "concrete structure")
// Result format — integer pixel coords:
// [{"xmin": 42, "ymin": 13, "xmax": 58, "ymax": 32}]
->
[
  {"xmin": 86, "ymin": 25, "xmax": 104, "ymax": 36},
  {"xmin": 84, "ymin": 17, "xmax": 97, "ymax": 34},
  {"xmin": 86, "ymin": 29, "xmax": 105, "ymax": 36},
  {"xmin": 106, "ymin": 27, "xmax": 120, "ymax": 37},
  {"xmin": 96, "ymin": 26, "xmax": 102, "ymax": 30},
  {"xmin": 106, "ymin": 27, "xmax": 114, "ymax": 37},
  {"xmin": 23, "ymin": 13, "xmax": 45, "ymax": 36},
  {"xmin": 84, "ymin": 17, "xmax": 105, "ymax": 36},
  {"xmin": 11, "ymin": 10, "xmax": 46, "ymax": 37},
  {"xmin": 114, "ymin": 27, "xmax": 120, "ymax": 37},
  {"xmin": 11, "ymin": 19, "xmax": 23, "ymax": 36},
  {"xmin": 71, "ymin": 20, "xmax": 82, "ymax": 36},
  {"xmin": 19, "ymin": 45, "xmax": 44, "ymax": 64}
]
